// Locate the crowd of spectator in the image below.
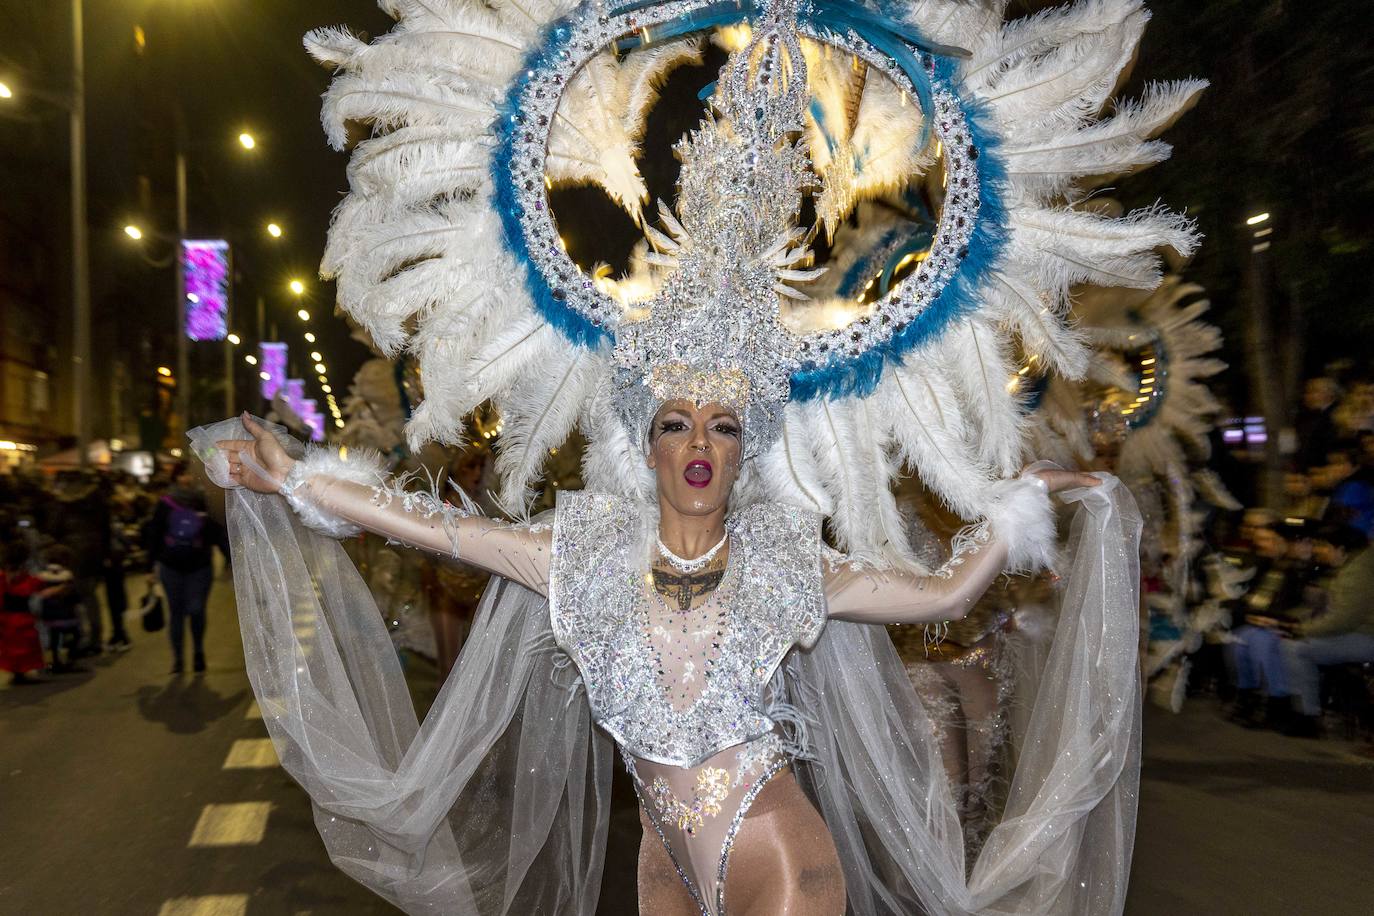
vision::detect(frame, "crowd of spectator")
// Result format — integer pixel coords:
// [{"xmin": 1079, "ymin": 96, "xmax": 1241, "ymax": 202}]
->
[
  {"xmin": 0, "ymin": 462, "xmax": 227, "ymax": 685},
  {"xmin": 1220, "ymin": 376, "xmax": 1374, "ymax": 739}
]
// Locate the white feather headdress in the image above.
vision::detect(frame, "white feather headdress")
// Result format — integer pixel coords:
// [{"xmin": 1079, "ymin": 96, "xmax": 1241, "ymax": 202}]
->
[{"xmin": 307, "ymin": 0, "xmax": 1204, "ymax": 564}]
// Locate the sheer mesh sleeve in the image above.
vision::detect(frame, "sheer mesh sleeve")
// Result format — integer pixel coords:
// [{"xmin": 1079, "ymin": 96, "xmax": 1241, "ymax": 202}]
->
[
  {"xmin": 823, "ymin": 475, "xmax": 1052, "ymax": 625},
  {"xmin": 279, "ymin": 447, "xmax": 551, "ymax": 596},
  {"xmin": 823, "ymin": 524, "xmax": 1009, "ymax": 625}
]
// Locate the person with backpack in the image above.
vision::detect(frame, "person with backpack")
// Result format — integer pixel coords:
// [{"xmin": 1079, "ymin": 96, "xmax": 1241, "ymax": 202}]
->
[{"xmin": 144, "ymin": 466, "xmax": 229, "ymax": 674}]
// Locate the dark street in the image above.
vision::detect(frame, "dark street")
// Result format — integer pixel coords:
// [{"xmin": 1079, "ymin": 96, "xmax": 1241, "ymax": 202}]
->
[{"xmin": 2, "ymin": 572, "xmax": 1370, "ymax": 915}]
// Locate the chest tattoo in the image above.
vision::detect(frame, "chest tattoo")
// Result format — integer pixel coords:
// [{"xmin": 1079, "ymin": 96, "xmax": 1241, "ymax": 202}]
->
[{"xmin": 652, "ymin": 567, "xmax": 726, "ymax": 611}]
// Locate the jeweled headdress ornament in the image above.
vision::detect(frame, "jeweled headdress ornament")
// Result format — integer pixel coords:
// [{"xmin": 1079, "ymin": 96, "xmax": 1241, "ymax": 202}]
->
[
  {"xmin": 309, "ymin": 0, "xmax": 1204, "ymax": 563},
  {"xmin": 612, "ymin": 0, "xmax": 818, "ymax": 458}
]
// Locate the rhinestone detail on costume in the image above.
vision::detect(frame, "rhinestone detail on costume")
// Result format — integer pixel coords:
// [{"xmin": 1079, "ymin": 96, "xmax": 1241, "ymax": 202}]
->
[
  {"xmin": 548, "ymin": 491, "xmax": 825, "ymax": 768},
  {"xmin": 644, "ymin": 732, "xmax": 786, "ymax": 836}
]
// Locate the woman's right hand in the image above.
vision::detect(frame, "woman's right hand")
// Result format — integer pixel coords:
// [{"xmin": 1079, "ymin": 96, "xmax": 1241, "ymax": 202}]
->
[{"xmin": 216, "ymin": 413, "xmax": 297, "ymax": 495}]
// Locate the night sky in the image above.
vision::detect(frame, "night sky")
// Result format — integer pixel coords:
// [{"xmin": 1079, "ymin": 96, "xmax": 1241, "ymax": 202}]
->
[{"xmin": 4, "ymin": 1, "xmax": 397, "ymax": 430}]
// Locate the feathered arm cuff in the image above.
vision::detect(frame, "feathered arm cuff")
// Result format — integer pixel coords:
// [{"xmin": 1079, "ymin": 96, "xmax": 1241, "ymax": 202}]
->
[
  {"xmin": 279, "ymin": 446, "xmax": 390, "ymax": 539},
  {"xmin": 986, "ymin": 473, "xmax": 1056, "ymax": 575}
]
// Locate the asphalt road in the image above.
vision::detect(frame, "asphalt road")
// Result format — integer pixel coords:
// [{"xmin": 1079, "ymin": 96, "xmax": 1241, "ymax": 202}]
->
[{"xmin": 2, "ymin": 571, "xmax": 1370, "ymax": 915}]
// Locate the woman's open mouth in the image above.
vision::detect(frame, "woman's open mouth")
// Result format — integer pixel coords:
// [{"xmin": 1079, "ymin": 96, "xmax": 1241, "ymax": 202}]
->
[{"xmin": 684, "ymin": 460, "xmax": 713, "ymax": 488}]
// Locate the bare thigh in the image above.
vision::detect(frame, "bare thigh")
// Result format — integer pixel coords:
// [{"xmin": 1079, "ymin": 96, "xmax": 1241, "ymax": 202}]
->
[{"xmin": 723, "ymin": 772, "xmax": 846, "ymax": 916}]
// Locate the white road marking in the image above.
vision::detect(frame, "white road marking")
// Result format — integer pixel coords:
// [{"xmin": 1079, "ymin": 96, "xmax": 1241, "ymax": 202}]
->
[
  {"xmin": 158, "ymin": 894, "xmax": 249, "ymax": 916},
  {"xmin": 222, "ymin": 738, "xmax": 278, "ymax": 769},
  {"xmin": 188, "ymin": 802, "xmax": 272, "ymax": 847}
]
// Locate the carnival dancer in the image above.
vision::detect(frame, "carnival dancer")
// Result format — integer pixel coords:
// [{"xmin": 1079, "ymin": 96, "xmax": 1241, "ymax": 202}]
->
[{"xmin": 199, "ymin": 0, "xmax": 1200, "ymax": 912}]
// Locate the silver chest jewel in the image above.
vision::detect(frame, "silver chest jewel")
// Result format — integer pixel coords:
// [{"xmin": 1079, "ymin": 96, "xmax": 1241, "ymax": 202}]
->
[
  {"xmin": 657, "ymin": 531, "xmax": 730, "ymax": 573},
  {"xmin": 549, "ymin": 491, "xmax": 825, "ymax": 767}
]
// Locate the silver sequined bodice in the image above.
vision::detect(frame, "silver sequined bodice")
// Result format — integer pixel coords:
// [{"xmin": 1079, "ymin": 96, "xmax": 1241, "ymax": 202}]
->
[{"xmin": 549, "ymin": 492, "xmax": 825, "ymax": 767}]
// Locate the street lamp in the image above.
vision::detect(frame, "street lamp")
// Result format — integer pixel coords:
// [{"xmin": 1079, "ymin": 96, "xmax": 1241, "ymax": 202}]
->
[
  {"xmin": 238, "ymin": 131, "xmax": 257, "ymax": 150},
  {"xmin": 266, "ymin": 222, "xmax": 282, "ymax": 239},
  {"xmin": 314, "ymin": 362, "xmax": 327, "ymax": 374},
  {"xmin": 310, "ymin": 351, "xmax": 322, "ymax": 362},
  {"xmin": 0, "ymin": 81, "xmax": 12, "ymax": 100},
  {"xmin": 297, "ymin": 309, "xmax": 310, "ymax": 322},
  {"xmin": 1246, "ymin": 212, "xmax": 1270, "ymax": 226},
  {"xmin": 289, "ymin": 279, "xmax": 306, "ymax": 296},
  {"xmin": 124, "ymin": 224, "xmax": 144, "ymax": 240},
  {"xmin": 227, "ymin": 333, "xmax": 241, "ymax": 345},
  {"xmin": 304, "ymin": 332, "xmax": 316, "ymax": 343},
  {"xmin": 245, "ymin": 354, "xmax": 258, "ymax": 366}
]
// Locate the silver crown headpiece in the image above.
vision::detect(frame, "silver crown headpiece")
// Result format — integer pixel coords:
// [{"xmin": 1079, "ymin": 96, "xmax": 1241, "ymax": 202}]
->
[{"xmin": 611, "ymin": 0, "xmax": 822, "ymax": 459}]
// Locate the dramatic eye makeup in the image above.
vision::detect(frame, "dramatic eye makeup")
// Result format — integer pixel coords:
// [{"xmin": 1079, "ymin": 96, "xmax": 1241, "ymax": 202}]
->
[
  {"xmin": 712, "ymin": 421, "xmax": 740, "ymax": 438},
  {"xmin": 655, "ymin": 417, "xmax": 689, "ymax": 440}
]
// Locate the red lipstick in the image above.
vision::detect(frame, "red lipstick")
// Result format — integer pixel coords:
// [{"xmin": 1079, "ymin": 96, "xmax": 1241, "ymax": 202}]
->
[{"xmin": 684, "ymin": 459, "xmax": 713, "ymax": 488}]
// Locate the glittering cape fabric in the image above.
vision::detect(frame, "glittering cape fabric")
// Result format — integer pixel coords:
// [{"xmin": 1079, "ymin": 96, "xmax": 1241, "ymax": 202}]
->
[
  {"xmin": 194, "ymin": 418, "xmax": 1140, "ymax": 916},
  {"xmin": 784, "ymin": 477, "xmax": 1143, "ymax": 916},
  {"xmin": 190, "ymin": 419, "xmax": 613, "ymax": 916}
]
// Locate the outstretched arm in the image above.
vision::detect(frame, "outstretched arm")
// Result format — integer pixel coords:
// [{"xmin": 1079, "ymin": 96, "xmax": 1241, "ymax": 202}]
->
[
  {"xmin": 824, "ymin": 469, "xmax": 1101, "ymax": 625},
  {"xmin": 216, "ymin": 414, "xmax": 552, "ymax": 595}
]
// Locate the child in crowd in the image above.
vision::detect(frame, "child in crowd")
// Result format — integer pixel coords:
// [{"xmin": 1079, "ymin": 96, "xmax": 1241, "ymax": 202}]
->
[
  {"xmin": 36, "ymin": 545, "xmax": 83, "ymax": 674},
  {"xmin": 0, "ymin": 542, "xmax": 47, "ymax": 685}
]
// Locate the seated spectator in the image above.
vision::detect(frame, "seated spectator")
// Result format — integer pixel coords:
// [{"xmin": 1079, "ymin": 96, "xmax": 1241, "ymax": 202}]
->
[
  {"xmin": 0, "ymin": 542, "xmax": 46, "ymax": 685},
  {"xmin": 1280, "ymin": 524, "xmax": 1374, "ymax": 737},
  {"xmin": 1228, "ymin": 523, "xmax": 1312, "ymax": 727},
  {"xmin": 1295, "ymin": 377, "xmax": 1341, "ymax": 470},
  {"xmin": 1280, "ymin": 468, "xmax": 1326, "ymax": 521},
  {"xmin": 1316, "ymin": 445, "xmax": 1374, "ymax": 537}
]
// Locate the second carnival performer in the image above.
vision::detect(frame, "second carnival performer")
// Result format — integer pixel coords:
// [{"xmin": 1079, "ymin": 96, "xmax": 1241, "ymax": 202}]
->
[{"xmin": 195, "ymin": 0, "xmax": 1205, "ymax": 912}]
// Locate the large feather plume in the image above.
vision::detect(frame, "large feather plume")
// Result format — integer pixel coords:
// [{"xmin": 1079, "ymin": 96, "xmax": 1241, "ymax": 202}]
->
[{"xmin": 310, "ymin": 0, "xmax": 1205, "ymax": 544}]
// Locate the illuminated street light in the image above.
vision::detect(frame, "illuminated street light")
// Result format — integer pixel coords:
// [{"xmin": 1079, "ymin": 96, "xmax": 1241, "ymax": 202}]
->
[
  {"xmin": 0, "ymin": 81, "xmax": 12, "ymax": 100},
  {"xmin": 1246, "ymin": 212, "xmax": 1270, "ymax": 226},
  {"xmin": 297, "ymin": 309, "xmax": 310, "ymax": 322},
  {"xmin": 227, "ymin": 333, "xmax": 241, "ymax": 345},
  {"xmin": 289, "ymin": 279, "xmax": 306, "ymax": 295},
  {"xmin": 157, "ymin": 366, "xmax": 172, "ymax": 377},
  {"xmin": 321, "ymin": 385, "xmax": 332, "ymax": 394},
  {"xmin": 266, "ymin": 222, "xmax": 283, "ymax": 239},
  {"xmin": 310, "ymin": 351, "xmax": 322, "ymax": 362},
  {"xmin": 259, "ymin": 371, "xmax": 271, "ymax": 381},
  {"xmin": 124, "ymin": 224, "xmax": 144, "ymax": 240},
  {"xmin": 245, "ymin": 354, "xmax": 258, "ymax": 366},
  {"xmin": 314, "ymin": 362, "xmax": 327, "ymax": 374},
  {"xmin": 239, "ymin": 131, "xmax": 257, "ymax": 150},
  {"xmin": 304, "ymin": 332, "xmax": 316, "ymax": 343}
]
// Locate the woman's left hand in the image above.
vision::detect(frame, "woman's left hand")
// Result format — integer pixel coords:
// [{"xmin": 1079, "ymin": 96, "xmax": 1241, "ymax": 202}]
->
[{"xmin": 1025, "ymin": 467, "xmax": 1102, "ymax": 494}]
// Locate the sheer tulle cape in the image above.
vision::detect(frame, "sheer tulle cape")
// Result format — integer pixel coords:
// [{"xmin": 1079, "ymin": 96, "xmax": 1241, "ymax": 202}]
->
[
  {"xmin": 787, "ymin": 476, "xmax": 1143, "ymax": 916},
  {"xmin": 191, "ymin": 418, "xmax": 1141, "ymax": 915},
  {"xmin": 191, "ymin": 419, "xmax": 612, "ymax": 915}
]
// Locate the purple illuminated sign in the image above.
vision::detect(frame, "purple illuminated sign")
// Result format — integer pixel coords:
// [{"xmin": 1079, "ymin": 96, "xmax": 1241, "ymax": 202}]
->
[
  {"xmin": 285, "ymin": 379, "xmax": 306, "ymax": 410},
  {"xmin": 259, "ymin": 343, "xmax": 287, "ymax": 400},
  {"xmin": 182, "ymin": 239, "xmax": 231, "ymax": 341},
  {"xmin": 301, "ymin": 400, "xmax": 325, "ymax": 442}
]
